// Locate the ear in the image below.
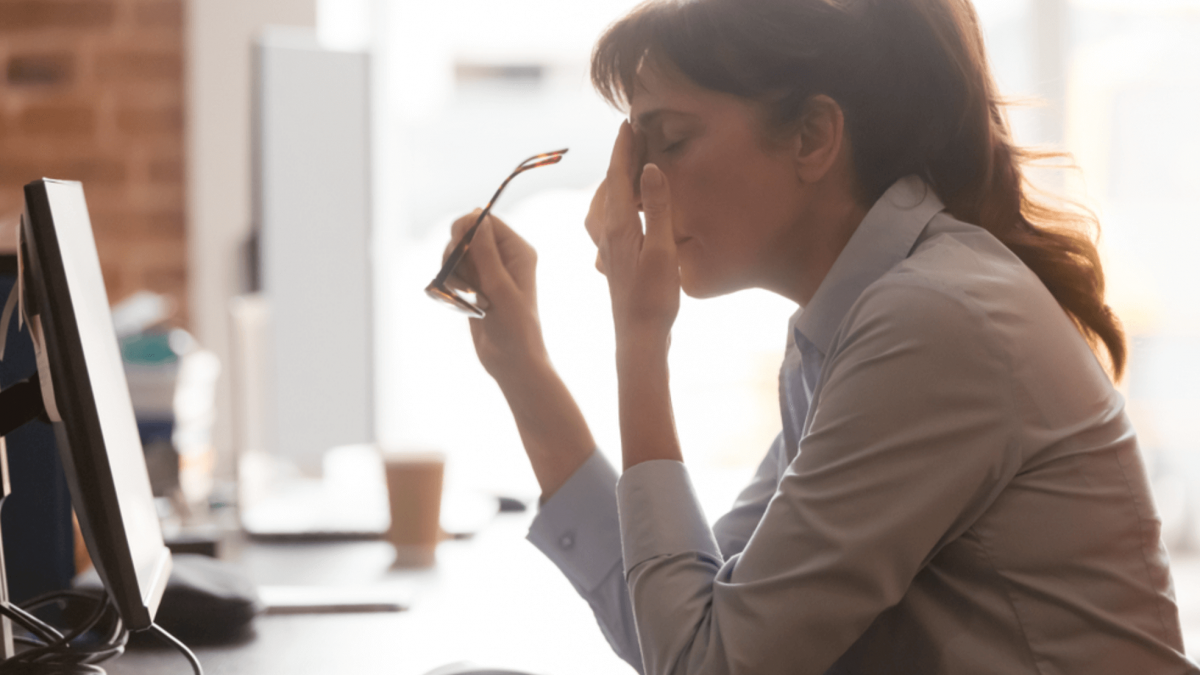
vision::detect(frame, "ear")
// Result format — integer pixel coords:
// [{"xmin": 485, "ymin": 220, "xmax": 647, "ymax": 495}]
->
[{"xmin": 791, "ymin": 95, "xmax": 846, "ymax": 184}]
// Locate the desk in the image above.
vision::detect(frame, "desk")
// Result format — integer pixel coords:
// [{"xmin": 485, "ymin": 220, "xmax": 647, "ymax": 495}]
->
[{"xmin": 106, "ymin": 512, "xmax": 633, "ymax": 675}]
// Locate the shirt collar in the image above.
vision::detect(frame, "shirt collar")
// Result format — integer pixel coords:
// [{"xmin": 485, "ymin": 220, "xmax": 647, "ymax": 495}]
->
[{"xmin": 794, "ymin": 175, "xmax": 945, "ymax": 355}]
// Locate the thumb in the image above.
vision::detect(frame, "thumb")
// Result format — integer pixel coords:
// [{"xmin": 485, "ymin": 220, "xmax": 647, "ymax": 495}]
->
[{"xmin": 640, "ymin": 163, "xmax": 673, "ymax": 251}]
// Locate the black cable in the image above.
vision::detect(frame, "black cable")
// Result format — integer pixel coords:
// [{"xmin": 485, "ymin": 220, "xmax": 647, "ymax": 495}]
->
[
  {"xmin": 11, "ymin": 636, "xmax": 44, "ymax": 647},
  {"xmin": 7, "ymin": 591, "xmax": 111, "ymax": 666},
  {"xmin": 19, "ymin": 589, "xmax": 108, "ymax": 614},
  {"xmin": 146, "ymin": 623, "xmax": 204, "ymax": 675},
  {"xmin": 0, "ymin": 601, "xmax": 64, "ymax": 643},
  {"xmin": 0, "ymin": 590, "xmax": 126, "ymax": 674},
  {"xmin": 87, "ymin": 612, "xmax": 125, "ymax": 663},
  {"xmin": 0, "ymin": 658, "xmax": 106, "ymax": 667},
  {"xmin": 17, "ymin": 589, "xmax": 107, "ymax": 652},
  {"xmin": 2, "ymin": 590, "xmax": 202, "ymax": 675}
]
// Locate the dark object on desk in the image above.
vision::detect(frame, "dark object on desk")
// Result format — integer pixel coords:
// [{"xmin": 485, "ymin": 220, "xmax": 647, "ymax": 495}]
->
[
  {"xmin": 0, "ymin": 264, "xmax": 75, "ymax": 605},
  {"xmin": 496, "ymin": 496, "xmax": 527, "ymax": 513},
  {"xmin": 78, "ymin": 553, "xmax": 262, "ymax": 643},
  {"xmin": 154, "ymin": 554, "xmax": 262, "ymax": 642},
  {"xmin": 165, "ymin": 533, "xmax": 222, "ymax": 559}
]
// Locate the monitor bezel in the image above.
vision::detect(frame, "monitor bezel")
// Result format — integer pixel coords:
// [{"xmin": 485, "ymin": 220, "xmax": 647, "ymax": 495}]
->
[{"xmin": 20, "ymin": 178, "xmax": 172, "ymax": 631}]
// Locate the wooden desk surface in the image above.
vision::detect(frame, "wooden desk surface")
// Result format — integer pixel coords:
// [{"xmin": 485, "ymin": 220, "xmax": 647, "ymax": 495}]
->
[{"xmin": 106, "ymin": 512, "xmax": 632, "ymax": 675}]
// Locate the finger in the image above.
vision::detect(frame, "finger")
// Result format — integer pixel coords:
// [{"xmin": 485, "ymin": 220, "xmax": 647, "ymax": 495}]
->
[
  {"xmin": 444, "ymin": 209, "xmax": 483, "ymax": 264},
  {"xmin": 632, "ymin": 127, "xmax": 648, "ymax": 208},
  {"xmin": 488, "ymin": 214, "xmax": 538, "ymax": 293},
  {"xmin": 453, "ymin": 209, "xmax": 482, "ymax": 237},
  {"xmin": 446, "ymin": 271, "xmax": 473, "ymax": 293},
  {"xmin": 467, "ymin": 215, "xmax": 518, "ymax": 306},
  {"xmin": 584, "ymin": 179, "xmax": 608, "ymax": 247},
  {"xmin": 603, "ymin": 122, "xmax": 639, "ymax": 233},
  {"xmin": 640, "ymin": 164, "xmax": 674, "ymax": 252}
]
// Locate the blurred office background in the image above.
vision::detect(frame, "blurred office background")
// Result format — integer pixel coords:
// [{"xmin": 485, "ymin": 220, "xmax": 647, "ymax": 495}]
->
[{"xmin": 1, "ymin": 0, "xmax": 1199, "ymax": 666}]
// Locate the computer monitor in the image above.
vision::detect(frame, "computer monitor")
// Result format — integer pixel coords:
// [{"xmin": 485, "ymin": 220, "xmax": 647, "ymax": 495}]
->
[{"xmin": 14, "ymin": 178, "xmax": 173, "ymax": 631}]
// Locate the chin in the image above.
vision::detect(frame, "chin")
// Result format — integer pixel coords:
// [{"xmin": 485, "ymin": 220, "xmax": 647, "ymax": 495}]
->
[{"xmin": 680, "ymin": 267, "xmax": 738, "ymax": 300}]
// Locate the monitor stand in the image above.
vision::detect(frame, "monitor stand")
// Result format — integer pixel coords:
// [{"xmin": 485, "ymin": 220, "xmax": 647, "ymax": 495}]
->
[{"xmin": 0, "ymin": 371, "xmax": 51, "ymax": 660}]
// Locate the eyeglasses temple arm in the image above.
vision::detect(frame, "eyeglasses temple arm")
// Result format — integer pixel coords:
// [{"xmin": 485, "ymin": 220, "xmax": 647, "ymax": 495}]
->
[{"xmin": 431, "ymin": 149, "xmax": 568, "ymax": 287}]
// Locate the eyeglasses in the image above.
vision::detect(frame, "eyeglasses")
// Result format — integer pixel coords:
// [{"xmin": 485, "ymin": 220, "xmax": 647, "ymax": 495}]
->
[{"xmin": 425, "ymin": 148, "xmax": 568, "ymax": 318}]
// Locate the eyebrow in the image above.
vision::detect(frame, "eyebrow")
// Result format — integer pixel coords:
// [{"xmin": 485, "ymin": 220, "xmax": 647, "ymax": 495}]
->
[{"xmin": 633, "ymin": 108, "xmax": 699, "ymax": 130}]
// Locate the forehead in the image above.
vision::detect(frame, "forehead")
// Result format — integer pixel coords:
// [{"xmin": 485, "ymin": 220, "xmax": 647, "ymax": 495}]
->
[{"xmin": 630, "ymin": 60, "xmax": 719, "ymax": 120}]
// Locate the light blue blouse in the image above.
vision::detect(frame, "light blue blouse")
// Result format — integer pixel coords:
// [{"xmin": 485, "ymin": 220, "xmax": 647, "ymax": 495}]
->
[{"xmin": 528, "ymin": 176, "xmax": 1196, "ymax": 675}]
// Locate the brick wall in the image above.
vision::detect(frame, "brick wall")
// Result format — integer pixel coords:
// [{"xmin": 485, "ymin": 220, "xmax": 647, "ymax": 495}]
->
[{"xmin": 0, "ymin": 0, "xmax": 187, "ymax": 323}]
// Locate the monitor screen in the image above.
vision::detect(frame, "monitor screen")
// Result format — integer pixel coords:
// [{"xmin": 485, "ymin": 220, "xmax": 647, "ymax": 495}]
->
[{"xmin": 20, "ymin": 178, "xmax": 172, "ymax": 631}]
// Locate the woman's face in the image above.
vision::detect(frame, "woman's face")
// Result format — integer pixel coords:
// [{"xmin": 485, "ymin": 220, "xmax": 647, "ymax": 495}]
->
[{"xmin": 630, "ymin": 63, "xmax": 809, "ymax": 299}]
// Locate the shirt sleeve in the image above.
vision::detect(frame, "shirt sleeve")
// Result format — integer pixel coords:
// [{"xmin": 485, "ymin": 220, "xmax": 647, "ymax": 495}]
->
[
  {"xmin": 527, "ymin": 432, "xmax": 789, "ymax": 675},
  {"xmin": 527, "ymin": 449, "xmax": 643, "ymax": 673},
  {"xmin": 712, "ymin": 432, "xmax": 787, "ymax": 559},
  {"xmin": 617, "ymin": 280, "xmax": 1020, "ymax": 675}
]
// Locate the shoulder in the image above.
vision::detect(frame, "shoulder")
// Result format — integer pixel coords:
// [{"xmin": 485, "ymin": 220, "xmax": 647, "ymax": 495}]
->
[
  {"xmin": 890, "ymin": 214, "xmax": 1046, "ymax": 310},
  {"xmin": 832, "ymin": 215, "xmax": 1042, "ymax": 373},
  {"xmin": 834, "ymin": 275, "xmax": 1012, "ymax": 385}
]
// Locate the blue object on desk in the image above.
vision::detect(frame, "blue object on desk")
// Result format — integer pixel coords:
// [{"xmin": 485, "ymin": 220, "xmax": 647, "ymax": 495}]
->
[{"xmin": 0, "ymin": 262, "xmax": 76, "ymax": 603}]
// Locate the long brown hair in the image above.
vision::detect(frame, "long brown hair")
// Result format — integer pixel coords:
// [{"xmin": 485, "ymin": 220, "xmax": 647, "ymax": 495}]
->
[{"xmin": 592, "ymin": 0, "xmax": 1126, "ymax": 379}]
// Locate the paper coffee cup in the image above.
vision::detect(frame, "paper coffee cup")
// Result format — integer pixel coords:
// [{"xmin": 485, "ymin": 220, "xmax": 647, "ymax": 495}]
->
[{"xmin": 382, "ymin": 450, "xmax": 445, "ymax": 568}]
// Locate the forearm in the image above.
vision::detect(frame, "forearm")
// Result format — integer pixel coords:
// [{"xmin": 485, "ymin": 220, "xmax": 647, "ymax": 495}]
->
[
  {"xmin": 527, "ymin": 451, "xmax": 645, "ymax": 674},
  {"xmin": 616, "ymin": 337, "xmax": 682, "ymax": 470},
  {"xmin": 495, "ymin": 358, "xmax": 596, "ymax": 500}
]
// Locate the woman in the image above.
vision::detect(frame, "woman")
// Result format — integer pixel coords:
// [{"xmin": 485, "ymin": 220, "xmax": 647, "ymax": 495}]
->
[{"xmin": 441, "ymin": 0, "xmax": 1196, "ymax": 673}]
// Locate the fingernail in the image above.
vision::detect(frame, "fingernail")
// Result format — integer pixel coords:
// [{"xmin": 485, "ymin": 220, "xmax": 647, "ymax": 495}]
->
[{"xmin": 643, "ymin": 163, "xmax": 663, "ymax": 188}]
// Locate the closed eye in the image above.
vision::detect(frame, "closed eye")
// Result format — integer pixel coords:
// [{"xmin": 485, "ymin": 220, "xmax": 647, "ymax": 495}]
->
[{"xmin": 662, "ymin": 139, "xmax": 687, "ymax": 154}]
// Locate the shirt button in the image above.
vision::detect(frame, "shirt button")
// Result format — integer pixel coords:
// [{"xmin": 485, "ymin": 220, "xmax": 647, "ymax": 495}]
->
[{"xmin": 559, "ymin": 533, "xmax": 575, "ymax": 550}]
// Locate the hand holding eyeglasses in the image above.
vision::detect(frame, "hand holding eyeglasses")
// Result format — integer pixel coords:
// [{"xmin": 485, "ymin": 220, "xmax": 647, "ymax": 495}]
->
[
  {"xmin": 431, "ymin": 151, "xmax": 567, "ymax": 381},
  {"xmin": 427, "ymin": 149, "xmax": 567, "ymax": 318},
  {"xmin": 432, "ymin": 149, "xmax": 598, "ymax": 501}
]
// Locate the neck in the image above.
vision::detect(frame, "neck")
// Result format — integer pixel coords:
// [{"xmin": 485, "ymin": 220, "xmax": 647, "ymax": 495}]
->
[{"xmin": 766, "ymin": 188, "xmax": 869, "ymax": 307}]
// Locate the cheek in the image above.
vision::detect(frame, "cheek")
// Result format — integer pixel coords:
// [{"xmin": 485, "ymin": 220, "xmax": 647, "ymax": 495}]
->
[
  {"xmin": 669, "ymin": 152, "xmax": 760, "ymax": 247},
  {"xmin": 661, "ymin": 150, "xmax": 731, "ymax": 234},
  {"xmin": 666, "ymin": 151, "xmax": 795, "ymax": 295}
]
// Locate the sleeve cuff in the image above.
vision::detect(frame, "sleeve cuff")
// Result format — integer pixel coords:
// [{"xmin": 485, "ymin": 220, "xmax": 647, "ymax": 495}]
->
[
  {"xmin": 617, "ymin": 460, "xmax": 722, "ymax": 577},
  {"xmin": 527, "ymin": 450, "xmax": 624, "ymax": 592}
]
